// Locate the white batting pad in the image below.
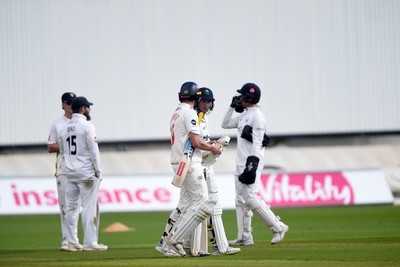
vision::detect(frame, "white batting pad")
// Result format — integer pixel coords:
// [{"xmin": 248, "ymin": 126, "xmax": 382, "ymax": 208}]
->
[
  {"xmin": 246, "ymin": 198, "xmax": 283, "ymax": 232},
  {"xmin": 234, "ymin": 207, "xmax": 253, "ymax": 241},
  {"xmin": 161, "ymin": 208, "xmax": 181, "ymax": 250},
  {"xmin": 190, "ymin": 224, "xmax": 202, "ymax": 256},
  {"xmin": 209, "ymin": 209, "xmax": 229, "ymax": 253},
  {"xmin": 168, "ymin": 203, "xmax": 212, "ymax": 243}
]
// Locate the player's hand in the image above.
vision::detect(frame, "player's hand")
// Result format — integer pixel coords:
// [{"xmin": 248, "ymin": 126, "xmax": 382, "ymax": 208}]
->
[
  {"xmin": 230, "ymin": 96, "xmax": 241, "ymax": 108},
  {"xmin": 211, "ymin": 143, "xmax": 222, "ymax": 155},
  {"xmin": 231, "ymin": 95, "xmax": 245, "ymax": 113}
]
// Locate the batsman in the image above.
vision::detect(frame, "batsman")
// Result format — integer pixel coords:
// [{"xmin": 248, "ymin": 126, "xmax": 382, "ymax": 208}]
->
[
  {"xmin": 197, "ymin": 87, "xmax": 241, "ymax": 255},
  {"xmin": 157, "ymin": 82, "xmax": 222, "ymax": 257}
]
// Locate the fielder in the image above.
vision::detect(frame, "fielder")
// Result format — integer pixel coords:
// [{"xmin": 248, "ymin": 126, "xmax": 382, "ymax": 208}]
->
[
  {"xmin": 61, "ymin": 96, "xmax": 107, "ymax": 252},
  {"xmin": 47, "ymin": 92, "xmax": 77, "ymax": 251},
  {"xmin": 157, "ymin": 82, "xmax": 221, "ymax": 257},
  {"xmin": 221, "ymin": 83, "xmax": 289, "ymax": 246}
]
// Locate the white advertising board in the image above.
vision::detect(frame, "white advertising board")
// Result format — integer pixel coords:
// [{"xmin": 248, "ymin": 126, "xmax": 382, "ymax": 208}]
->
[
  {"xmin": 1, "ymin": 1, "xmax": 400, "ymax": 146},
  {"xmin": 0, "ymin": 169, "xmax": 393, "ymax": 215}
]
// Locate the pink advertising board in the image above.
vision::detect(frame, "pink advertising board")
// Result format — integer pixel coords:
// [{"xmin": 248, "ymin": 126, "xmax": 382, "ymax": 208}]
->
[{"xmin": 258, "ymin": 169, "xmax": 393, "ymax": 207}]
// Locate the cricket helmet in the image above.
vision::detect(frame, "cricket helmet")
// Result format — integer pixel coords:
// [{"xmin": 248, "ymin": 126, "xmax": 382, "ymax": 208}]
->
[
  {"xmin": 237, "ymin": 83, "xmax": 261, "ymax": 104},
  {"xmin": 198, "ymin": 87, "xmax": 215, "ymax": 113},
  {"xmin": 178, "ymin": 81, "xmax": 200, "ymax": 102}
]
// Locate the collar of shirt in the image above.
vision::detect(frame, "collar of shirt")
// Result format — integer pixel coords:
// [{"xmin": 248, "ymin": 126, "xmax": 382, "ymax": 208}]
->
[
  {"xmin": 72, "ymin": 113, "xmax": 87, "ymax": 120},
  {"xmin": 180, "ymin": 102, "xmax": 194, "ymax": 109}
]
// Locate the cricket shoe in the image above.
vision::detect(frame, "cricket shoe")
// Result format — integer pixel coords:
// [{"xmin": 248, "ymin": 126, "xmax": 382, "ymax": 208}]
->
[
  {"xmin": 212, "ymin": 246, "xmax": 241, "ymax": 255},
  {"xmin": 271, "ymin": 223, "xmax": 289, "ymax": 244},
  {"xmin": 59, "ymin": 244, "xmax": 69, "ymax": 251},
  {"xmin": 228, "ymin": 238, "xmax": 254, "ymax": 246},
  {"xmin": 197, "ymin": 251, "xmax": 211, "ymax": 257},
  {"xmin": 183, "ymin": 247, "xmax": 210, "ymax": 257},
  {"xmin": 83, "ymin": 243, "xmax": 108, "ymax": 251},
  {"xmin": 163, "ymin": 237, "xmax": 186, "ymax": 257},
  {"xmin": 155, "ymin": 241, "xmax": 180, "ymax": 257},
  {"xmin": 64, "ymin": 243, "xmax": 83, "ymax": 252}
]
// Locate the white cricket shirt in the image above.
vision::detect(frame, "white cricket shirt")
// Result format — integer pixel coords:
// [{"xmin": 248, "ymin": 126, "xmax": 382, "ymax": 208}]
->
[
  {"xmin": 48, "ymin": 115, "xmax": 70, "ymax": 176},
  {"xmin": 61, "ymin": 113, "xmax": 102, "ymax": 180},
  {"xmin": 222, "ymin": 106, "xmax": 266, "ymax": 169},
  {"xmin": 170, "ymin": 102, "xmax": 201, "ymax": 165}
]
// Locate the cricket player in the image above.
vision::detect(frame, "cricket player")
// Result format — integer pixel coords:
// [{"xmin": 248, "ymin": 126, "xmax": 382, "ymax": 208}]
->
[
  {"xmin": 159, "ymin": 82, "xmax": 222, "ymax": 257},
  {"xmin": 156, "ymin": 86, "xmax": 239, "ymax": 257},
  {"xmin": 196, "ymin": 87, "xmax": 241, "ymax": 255},
  {"xmin": 61, "ymin": 96, "xmax": 107, "ymax": 252},
  {"xmin": 47, "ymin": 92, "xmax": 77, "ymax": 251},
  {"xmin": 221, "ymin": 83, "xmax": 289, "ymax": 246}
]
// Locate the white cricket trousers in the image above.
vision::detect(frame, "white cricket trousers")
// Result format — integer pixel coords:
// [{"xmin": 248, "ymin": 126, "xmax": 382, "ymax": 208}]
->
[
  {"xmin": 56, "ymin": 174, "xmax": 68, "ymax": 247},
  {"xmin": 66, "ymin": 178, "xmax": 101, "ymax": 247}
]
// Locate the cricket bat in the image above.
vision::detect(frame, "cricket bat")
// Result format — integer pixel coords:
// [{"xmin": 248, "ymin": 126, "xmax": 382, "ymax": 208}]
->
[{"xmin": 171, "ymin": 112, "xmax": 204, "ymax": 188}]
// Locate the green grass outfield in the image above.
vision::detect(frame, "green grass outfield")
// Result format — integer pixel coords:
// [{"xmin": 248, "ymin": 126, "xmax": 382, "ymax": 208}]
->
[{"xmin": 0, "ymin": 205, "xmax": 399, "ymax": 267}]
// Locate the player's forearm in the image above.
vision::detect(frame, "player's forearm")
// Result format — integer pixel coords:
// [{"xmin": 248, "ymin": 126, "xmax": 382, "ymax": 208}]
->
[
  {"xmin": 91, "ymin": 156, "xmax": 102, "ymax": 178},
  {"xmin": 221, "ymin": 107, "xmax": 237, "ymax": 129},
  {"xmin": 88, "ymin": 145, "xmax": 102, "ymax": 176},
  {"xmin": 192, "ymin": 138, "xmax": 221, "ymax": 155},
  {"xmin": 194, "ymin": 140, "xmax": 213, "ymax": 151},
  {"xmin": 47, "ymin": 143, "xmax": 60, "ymax": 153}
]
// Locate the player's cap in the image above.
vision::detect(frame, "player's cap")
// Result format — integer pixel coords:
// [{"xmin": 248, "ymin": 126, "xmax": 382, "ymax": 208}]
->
[
  {"xmin": 71, "ymin": 96, "xmax": 94, "ymax": 110},
  {"xmin": 61, "ymin": 92, "xmax": 76, "ymax": 104}
]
